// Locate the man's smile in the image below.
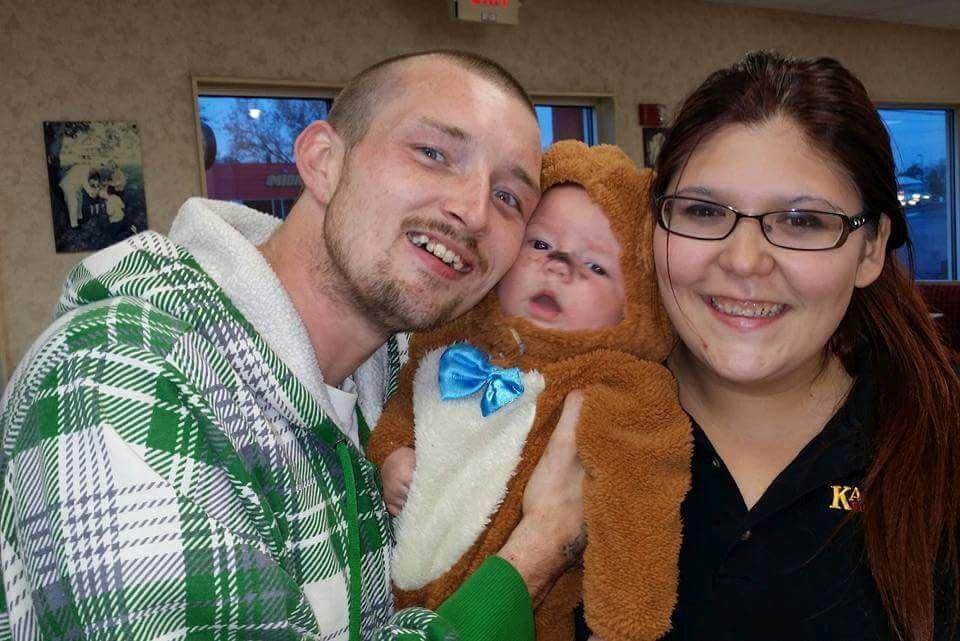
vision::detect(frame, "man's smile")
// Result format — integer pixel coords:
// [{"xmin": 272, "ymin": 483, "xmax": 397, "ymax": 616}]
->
[{"xmin": 406, "ymin": 232, "xmax": 472, "ymax": 273}]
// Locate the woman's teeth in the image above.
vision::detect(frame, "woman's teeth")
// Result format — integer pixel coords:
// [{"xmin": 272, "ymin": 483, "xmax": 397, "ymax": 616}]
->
[
  {"xmin": 710, "ymin": 296, "xmax": 785, "ymax": 318},
  {"xmin": 409, "ymin": 234, "xmax": 467, "ymax": 272}
]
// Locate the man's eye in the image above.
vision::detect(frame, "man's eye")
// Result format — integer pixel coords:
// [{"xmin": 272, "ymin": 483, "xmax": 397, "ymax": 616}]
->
[
  {"xmin": 419, "ymin": 147, "xmax": 446, "ymax": 163},
  {"xmin": 494, "ymin": 189, "xmax": 521, "ymax": 211},
  {"xmin": 589, "ymin": 263, "xmax": 608, "ymax": 276},
  {"xmin": 530, "ymin": 239, "xmax": 550, "ymax": 250}
]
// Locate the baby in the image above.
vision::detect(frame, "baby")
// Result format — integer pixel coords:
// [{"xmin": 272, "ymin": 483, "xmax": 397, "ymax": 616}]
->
[{"xmin": 368, "ymin": 141, "xmax": 691, "ymax": 641}]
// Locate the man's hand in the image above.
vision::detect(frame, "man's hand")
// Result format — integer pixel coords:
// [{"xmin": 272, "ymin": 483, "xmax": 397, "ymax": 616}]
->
[
  {"xmin": 498, "ymin": 390, "xmax": 586, "ymax": 605},
  {"xmin": 381, "ymin": 447, "xmax": 416, "ymax": 516}
]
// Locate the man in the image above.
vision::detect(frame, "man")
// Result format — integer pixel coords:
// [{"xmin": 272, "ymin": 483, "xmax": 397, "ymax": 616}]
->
[{"xmin": 0, "ymin": 51, "xmax": 585, "ymax": 641}]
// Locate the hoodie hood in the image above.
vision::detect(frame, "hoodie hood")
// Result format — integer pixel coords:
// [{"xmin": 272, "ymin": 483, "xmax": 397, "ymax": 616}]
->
[{"xmin": 53, "ymin": 198, "xmax": 399, "ymax": 438}]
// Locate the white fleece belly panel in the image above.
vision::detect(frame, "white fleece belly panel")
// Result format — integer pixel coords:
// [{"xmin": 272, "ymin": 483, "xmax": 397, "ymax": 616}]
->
[{"xmin": 391, "ymin": 346, "xmax": 545, "ymax": 590}]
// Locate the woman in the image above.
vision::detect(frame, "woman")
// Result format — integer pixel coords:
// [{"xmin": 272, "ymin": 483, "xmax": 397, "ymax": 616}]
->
[{"xmin": 583, "ymin": 52, "xmax": 959, "ymax": 641}]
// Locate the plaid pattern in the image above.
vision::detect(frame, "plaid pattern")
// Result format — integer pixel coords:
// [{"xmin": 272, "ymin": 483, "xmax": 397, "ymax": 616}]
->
[{"xmin": 0, "ymin": 231, "xmax": 425, "ymax": 641}]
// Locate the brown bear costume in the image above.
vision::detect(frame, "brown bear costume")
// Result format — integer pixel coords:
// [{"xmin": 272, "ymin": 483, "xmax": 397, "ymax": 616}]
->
[{"xmin": 367, "ymin": 140, "xmax": 691, "ymax": 641}]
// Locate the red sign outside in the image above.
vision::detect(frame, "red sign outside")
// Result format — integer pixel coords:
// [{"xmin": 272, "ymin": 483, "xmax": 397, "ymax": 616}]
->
[{"xmin": 206, "ymin": 163, "xmax": 301, "ymax": 201}]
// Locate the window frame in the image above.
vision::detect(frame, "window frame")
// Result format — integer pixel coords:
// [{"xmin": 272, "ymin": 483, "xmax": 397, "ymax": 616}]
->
[{"xmin": 876, "ymin": 101, "xmax": 959, "ymax": 279}]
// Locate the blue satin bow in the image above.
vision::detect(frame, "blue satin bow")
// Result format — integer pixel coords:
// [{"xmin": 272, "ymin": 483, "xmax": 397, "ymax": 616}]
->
[{"xmin": 438, "ymin": 343, "xmax": 525, "ymax": 417}]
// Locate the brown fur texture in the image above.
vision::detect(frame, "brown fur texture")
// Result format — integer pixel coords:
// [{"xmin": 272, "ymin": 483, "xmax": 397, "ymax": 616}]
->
[{"xmin": 367, "ymin": 141, "xmax": 691, "ymax": 641}]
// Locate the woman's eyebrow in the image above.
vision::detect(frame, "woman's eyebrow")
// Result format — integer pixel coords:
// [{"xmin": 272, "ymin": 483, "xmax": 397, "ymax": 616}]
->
[
  {"xmin": 676, "ymin": 186, "xmax": 843, "ymax": 212},
  {"xmin": 784, "ymin": 194, "xmax": 842, "ymax": 211},
  {"xmin": 675, "ymin": 185, "xmax": 715, "ymax": 198}
]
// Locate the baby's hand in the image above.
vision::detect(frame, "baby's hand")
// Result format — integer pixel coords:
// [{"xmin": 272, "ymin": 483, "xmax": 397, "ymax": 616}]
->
[{"xmin": 381, "ymin": 447, "xmax": 416, "ymax": 516}]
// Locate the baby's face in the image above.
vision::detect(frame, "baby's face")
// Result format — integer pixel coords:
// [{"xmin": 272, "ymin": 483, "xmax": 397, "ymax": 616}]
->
[{"xmin": 496, "ymin": 184, "xmax": 625, "ymax": 331}]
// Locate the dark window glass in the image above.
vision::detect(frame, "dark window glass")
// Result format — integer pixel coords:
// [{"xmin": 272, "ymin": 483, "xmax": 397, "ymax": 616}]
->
[{"xmin": 879, "ymin": 108, "xmax": 955, "ymax": 279}]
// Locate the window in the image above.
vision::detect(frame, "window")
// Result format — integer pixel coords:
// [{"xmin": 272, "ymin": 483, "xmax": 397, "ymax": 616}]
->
[
  {"xmin": 878, "ymin": 107, "xmax": 956, "ymax": 279},
  {"xmin": 535, "ymin": 105, "xmax": 597, "ymax": 148},
  {"xmin": 532, "ymin": 95, "xmax": 614, "ymax": 149},
  {"xmin": 195, "ymin": 81, "xmax": 336, "ymax": 219}
]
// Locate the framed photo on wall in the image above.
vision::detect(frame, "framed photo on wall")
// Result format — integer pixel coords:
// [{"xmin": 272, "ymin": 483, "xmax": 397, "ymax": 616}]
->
[
  {"xmin": 642, "ymin": 126, "xmax": 668, "ymax": 169},
  {"xmin": 43, "ymin": 121, "xmax": 149, "ymax": 253}
]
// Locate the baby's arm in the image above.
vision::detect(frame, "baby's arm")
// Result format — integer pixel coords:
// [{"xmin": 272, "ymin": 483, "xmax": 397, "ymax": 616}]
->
[
  {"xmin": 367, "ymin": 355, "xmax": 419, "ymax": 511},
  {"xmin": 374, "ymin": 339, "xmax": 418, "ymax": 514},
  {"xmin": 381, "ymin": 446, "xmax": 415, "ymax": 515}
]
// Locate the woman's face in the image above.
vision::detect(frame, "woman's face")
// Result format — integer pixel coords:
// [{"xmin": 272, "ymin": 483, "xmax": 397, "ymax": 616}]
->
[{"xmin": 654, "ymin": 117, "xmax": 890, "ymax": 388}]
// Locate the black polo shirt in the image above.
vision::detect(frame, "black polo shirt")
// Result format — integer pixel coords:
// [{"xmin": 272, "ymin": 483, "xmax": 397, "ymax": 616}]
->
[{"xmin": 576, "ymin": 369, "xmax": 897, "ymax": 640}]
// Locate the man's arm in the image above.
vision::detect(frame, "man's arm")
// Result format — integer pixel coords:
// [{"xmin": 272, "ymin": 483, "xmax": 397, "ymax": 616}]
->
[
  {"xmin": 0, "ymin": 349, "xmax": 319, "ymax": 641},
  {"xmin": 500, "ymin": 390, "xmax": 586, "ymax": 605}
]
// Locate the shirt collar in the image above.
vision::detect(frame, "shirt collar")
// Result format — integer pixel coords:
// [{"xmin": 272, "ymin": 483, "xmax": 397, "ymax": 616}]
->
[{"xmin": 691, "ymin": 362, "xmax": 876, "ymax": 524}]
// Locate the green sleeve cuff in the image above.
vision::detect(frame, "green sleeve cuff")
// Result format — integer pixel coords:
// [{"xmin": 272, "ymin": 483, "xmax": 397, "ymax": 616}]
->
[{"xmin": 435, "ymin": 556, "xmax": 535, "ymax": 641}]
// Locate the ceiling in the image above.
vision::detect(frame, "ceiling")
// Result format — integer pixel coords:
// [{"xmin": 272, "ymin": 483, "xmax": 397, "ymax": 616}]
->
[{"xmin": 702, "ymin": 0, "xmax": 960, "ymax": 30}]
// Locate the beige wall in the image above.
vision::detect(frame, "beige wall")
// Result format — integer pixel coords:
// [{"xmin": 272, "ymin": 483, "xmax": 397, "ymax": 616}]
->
[{"xmin": 2, "ymin": 0, "xmax": 960, "ymax": 378}]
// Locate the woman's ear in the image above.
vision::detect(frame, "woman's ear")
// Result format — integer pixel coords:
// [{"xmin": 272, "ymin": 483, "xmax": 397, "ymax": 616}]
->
[
  {"xmin": 294, "ymin": 120, "xmax": 345, "ymax": 206},
  {"xmin": 855, "ymin": 214, "xmax": 893, "ymax": 288}
]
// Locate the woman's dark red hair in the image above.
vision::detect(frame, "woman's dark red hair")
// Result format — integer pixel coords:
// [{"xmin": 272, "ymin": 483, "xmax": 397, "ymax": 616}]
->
[{"xmin": 652, "ymin": 51, "xmax": 959, "ymax": 641}]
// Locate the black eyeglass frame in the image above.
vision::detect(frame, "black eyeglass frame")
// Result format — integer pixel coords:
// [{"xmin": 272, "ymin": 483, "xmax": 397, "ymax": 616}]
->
[{"xmin": 655, "ymin": 195, "xmax": 879, "ymax": 251}]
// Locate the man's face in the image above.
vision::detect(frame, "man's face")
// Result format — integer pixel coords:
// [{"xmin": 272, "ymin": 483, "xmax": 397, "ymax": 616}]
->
[{"xmin": 322, "ymin": 58, "xmax": 542, "ymax": 333}]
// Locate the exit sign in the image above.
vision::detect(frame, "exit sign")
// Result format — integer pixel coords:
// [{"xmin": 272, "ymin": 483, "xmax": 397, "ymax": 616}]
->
[{"xmin": 451, "ymin": 0, "xmax": 520, "ymax": 25}]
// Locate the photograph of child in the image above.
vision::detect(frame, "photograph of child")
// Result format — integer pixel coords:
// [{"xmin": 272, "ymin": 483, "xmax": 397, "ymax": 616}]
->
[{"xmin": 43, "ymin": 121, "xmax": 148, "ymax": 253}]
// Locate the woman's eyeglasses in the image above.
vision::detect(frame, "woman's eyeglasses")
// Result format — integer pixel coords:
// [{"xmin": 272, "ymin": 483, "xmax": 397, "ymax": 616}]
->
[{"xmin": 656, "ymin": 196, "xmax": 877, "ymax": 251}]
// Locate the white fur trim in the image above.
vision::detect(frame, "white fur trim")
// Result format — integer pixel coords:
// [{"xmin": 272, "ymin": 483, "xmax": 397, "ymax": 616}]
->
[
  {"xmin": 168, "ymin": 198, "xmax": 391, "ymax": 444},
  {"xmin": 390, "ymin": 347, "xmax": 544, "ymax": 590}
]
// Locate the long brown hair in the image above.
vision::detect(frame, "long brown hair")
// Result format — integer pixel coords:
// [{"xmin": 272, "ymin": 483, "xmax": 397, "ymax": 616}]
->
[{"xmin": 652, "ymin": 51, "xmax": 960, "ymax": 641}]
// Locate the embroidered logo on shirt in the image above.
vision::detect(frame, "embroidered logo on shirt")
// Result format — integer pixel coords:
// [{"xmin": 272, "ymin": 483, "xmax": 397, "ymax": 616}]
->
[{"xmin": 829, "ymin": 485, "xmax": 863, "ymax": 511}]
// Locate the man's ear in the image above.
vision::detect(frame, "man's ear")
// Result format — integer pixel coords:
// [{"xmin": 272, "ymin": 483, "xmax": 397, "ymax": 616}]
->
[
  {"xmin": 295, "ymin": 120, "xmax": 345, "ymax": 206},
  {"xmin": 855, "ymin": 213, "xmax": 892, "ymax": 288}
]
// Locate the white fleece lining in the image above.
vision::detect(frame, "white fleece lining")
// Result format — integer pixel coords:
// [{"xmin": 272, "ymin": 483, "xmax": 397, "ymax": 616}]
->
[
  {"xmin": 167, "ymin": 197, "xmax": 393, "ymax": 444},
  {"xmin": 391, "ymin": 347, "xmax": 545, "ymax": 590}
]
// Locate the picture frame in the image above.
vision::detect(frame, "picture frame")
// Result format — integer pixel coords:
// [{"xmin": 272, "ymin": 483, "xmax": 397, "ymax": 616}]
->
[
  {"xmin": 642, "ymin": 126, "xmax": 669, "ymax": 169},
  {"xmin": 43, "ymin": 121, "xmax": 149, "ymax": 253}
]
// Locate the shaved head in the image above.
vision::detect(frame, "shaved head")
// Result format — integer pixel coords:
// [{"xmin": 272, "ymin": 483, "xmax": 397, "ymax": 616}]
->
[{"xmin": 328, "ymin": 50, "xmax": 535, "ymax": 150}]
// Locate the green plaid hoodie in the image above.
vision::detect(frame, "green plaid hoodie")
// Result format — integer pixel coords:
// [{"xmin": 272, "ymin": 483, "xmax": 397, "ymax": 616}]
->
[{"xmin": 0, "ymin": 200, "xmax": 533, "ymax": 641}]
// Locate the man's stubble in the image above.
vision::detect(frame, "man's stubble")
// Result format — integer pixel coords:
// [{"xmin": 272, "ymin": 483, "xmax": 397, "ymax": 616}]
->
[{"xmin": 318, "ymin": 167, "xmax": 466, "ymax": 335}]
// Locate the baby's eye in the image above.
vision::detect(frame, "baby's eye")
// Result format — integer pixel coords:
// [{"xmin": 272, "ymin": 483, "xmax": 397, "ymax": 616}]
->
[
  {"xmin": 530, "ymin": 239, "xmax": 550, "ymax": 250},
  {"xmin": 589, "ymin": 263, "xmax": 608, "ymax": 276}
]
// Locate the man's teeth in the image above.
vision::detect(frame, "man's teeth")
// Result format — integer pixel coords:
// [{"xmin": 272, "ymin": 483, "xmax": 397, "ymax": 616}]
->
[
  {"xmin": 410, "ymin": 234, "xmax": 467, "ymax": 272},
  {"xmin": 710, "ymin": 297, "xmax": 785, "ymax": 318}
]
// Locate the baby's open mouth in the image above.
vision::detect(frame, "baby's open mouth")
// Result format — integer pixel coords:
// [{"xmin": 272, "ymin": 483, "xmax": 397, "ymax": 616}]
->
[{"xmin": 529, "ymin": 292, "xmax": 562, "ymax": 321}]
